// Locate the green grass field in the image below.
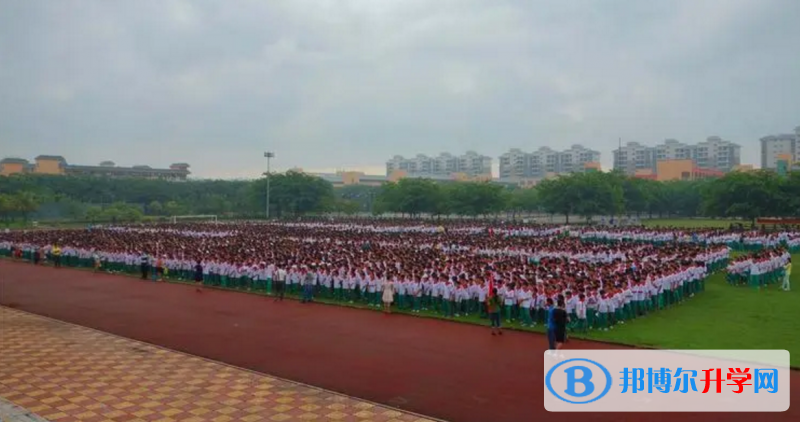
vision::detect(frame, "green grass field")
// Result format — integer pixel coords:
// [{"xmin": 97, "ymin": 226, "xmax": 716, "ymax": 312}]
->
[{"xmin": 584, "ymin": 270, "xmax": 798, "ymax": 365}]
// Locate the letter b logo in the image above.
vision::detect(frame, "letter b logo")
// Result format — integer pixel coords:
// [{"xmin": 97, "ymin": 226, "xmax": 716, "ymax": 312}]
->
[
  {"xmin": 546, "ymin": 357, "xmax": 613, "ymax": 405},
  {"xmin": 564, "ymin": 366, "xmax": 595, "ymax": 397}
]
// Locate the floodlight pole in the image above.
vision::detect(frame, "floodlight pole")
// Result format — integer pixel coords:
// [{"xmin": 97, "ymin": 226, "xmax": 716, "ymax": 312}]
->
[{"xmin": 264, "ymin": 152, "xmax": 275, "ymax": 220}]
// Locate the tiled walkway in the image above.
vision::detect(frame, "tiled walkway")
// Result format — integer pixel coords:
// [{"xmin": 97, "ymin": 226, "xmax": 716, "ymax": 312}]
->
[{"xmin": 0, "ymin": 307, "xmax": 438, "ymax": 422}]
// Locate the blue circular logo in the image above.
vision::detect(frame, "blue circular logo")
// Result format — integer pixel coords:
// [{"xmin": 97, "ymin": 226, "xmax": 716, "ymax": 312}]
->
[{"xmin": 545, "ymin": 358, "xmax": 613, "ymax": 404}]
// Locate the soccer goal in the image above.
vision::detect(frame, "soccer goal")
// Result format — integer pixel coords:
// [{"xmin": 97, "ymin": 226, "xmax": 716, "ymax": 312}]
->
[{"xmin": 170, "ymin": 215, "xmax": 219, "ymax": 224}]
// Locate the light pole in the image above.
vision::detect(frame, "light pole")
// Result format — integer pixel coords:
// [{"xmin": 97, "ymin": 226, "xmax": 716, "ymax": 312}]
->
[{"xmin": 264, "ymin": 152, "xmax": 275, "ymax": 219}]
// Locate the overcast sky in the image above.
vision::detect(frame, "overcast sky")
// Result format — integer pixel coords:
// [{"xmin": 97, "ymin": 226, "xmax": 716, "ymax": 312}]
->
[{"xmin": 1, "ymin": 0, "xmax": 799, "ymax": 179}]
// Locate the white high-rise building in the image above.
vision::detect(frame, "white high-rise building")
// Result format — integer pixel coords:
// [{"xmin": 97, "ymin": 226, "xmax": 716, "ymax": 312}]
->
[
  {"xmin": 498, "ymin": 148, "xmax": 530, "ymax": 179},
  {"xmin": 619, "ymin": 137, "xmax": 741, "ymax": 175},
  {"xmin": 694, "ymin": 136, "xmax": 740, "ymax": 172},
  {"xmin": 386, "ymin": 155, "xmax": 405, "ymax": 174},
  {"xmin": 613, "ymin": 142, "xmax": 656, "ymax": 175},
  {"xmin": 530, "ymin": 147, "xmax": 560, "ymax": 177},
  {"xmin": 458, "ymin": 150, "xmax": 492, "ymax": 177},
  {"xmin": 656, "ymin": 139, "xmax": 694, "ymax": 161},
  {"xmin": 431, "ymin": 153, "xmax": 457, "ymax": 175},
  {"xmin": 386, "ymin": 151, "xmax": 492, "ymax": 177},
  {"xmin": 498, "ymin": 145, "xmax": 600, "ymax": 179},
  {"xmin": 760, "ymin": 133, "xmax": 797, "ymax": 170},
  {"xmin": 558, "ymin": 144, "xmax": 601, "ymax": 174}
]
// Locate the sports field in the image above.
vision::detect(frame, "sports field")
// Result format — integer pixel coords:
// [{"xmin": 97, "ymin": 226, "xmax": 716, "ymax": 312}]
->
[
  {"xmin": 2, "ymin": 259, "xmax": 798, "ymax": 422},
  {"xmin": 303, "ymin": 259, "xmax": 800, "ymax": 366},
  {"xmin": 1, "ymin": 218, "xmax": 798, "ymax": 421}
]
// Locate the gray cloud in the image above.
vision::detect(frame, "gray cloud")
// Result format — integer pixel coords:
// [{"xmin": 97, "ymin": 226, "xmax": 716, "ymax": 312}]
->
[{"xmin": 1, "ymin": 0, "xmax": 798, "ymax": 178}]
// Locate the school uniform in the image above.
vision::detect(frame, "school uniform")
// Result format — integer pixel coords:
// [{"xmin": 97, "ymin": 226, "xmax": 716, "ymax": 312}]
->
[
  {"xmin": 274, "ymin": 268, "xmax": 287, "ymax": 300},
  {"xmin": 411, "ymin": 281, "xmax": 422, "ymax": 312},
  {"xmin": 503, "ymin": 288, "xmax": 516, "ymax": 322},
  {"xmin": 519, "ymin": 290, "xmax": 533, "ymax": 326},
  {"xmin": 443, "ymin": 282, "xmax": 455, "ymax": 317},
  {"xmin": 397, "ymin": 279, "xmax": 407, "ymax": 309},
  {"xmin": 575, "ymin": 300, "xmax": 587, "ymax": 332},
  {"xmin": 477, "ymin": 284, "xmax": 488, "ymax": 318},
  {"xmin": 597, "ymin": 297, "xmax": 609, "ymax": 330}
]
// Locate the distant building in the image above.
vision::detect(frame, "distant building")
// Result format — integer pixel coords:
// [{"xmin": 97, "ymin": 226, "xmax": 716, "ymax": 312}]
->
[
  {"xmin": 694, "ymin": 136, "xmax": 740, "ymax": 172},
  {"xmin": 760, "ymin": 132, "xmax": 798, "ymax": 170},
  {"xmin": 386, "ymin": 151, "xmax": 492, "ymax": 178},
  {"xmin": 0, "ymin": 158, "xmax": 30, "ymax": 176},
  {"xmin": 732, "ymin": 164, "xmax": 755, "ymax": 172},
  {"xmin": 311, "ymin": 171, "xmax": 389, "ymax": 188},
  {"xmin": 458, "ymin": 151, "xmax": 493, "ymax": 177},
  {"xmin": 499, "ymin": 145, "xmax": 600, "ymax": 180},
  {"xmin": 613, "ymin": 142, "xmax": 657, "ymax": 175},
  {"xmin": 0, "ymin": 155, "xmax": 190, "ymax": 181},
  {"xmin": 498, "ymin": 148, "xmax": 529, "ymax": 179},
  {"xmin": 656, "ymin": 139, "xmax": 694, "ymax": 161},
  {"xmin": 617, "ymin": 137, "xmax": 740, "ymax": 175},
  {"xmin": 530, "ymin": 146, "xmax": 560, "ymax": 176},
  {"xmin": 654, "ymin": 159, "xmax": 725, "ymax": 181},
  {"xmin": 558, "ymin": 144, "xmax": 601, "ymax": 174}
]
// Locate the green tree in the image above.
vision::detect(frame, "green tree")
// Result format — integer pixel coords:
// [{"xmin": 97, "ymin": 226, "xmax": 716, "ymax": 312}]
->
[
  {"xmin": 85, "ymin": 206, "xmax": 103, "ymax": 223},
  {"xmin": 572, "ymin": 172, "xmax": 623, "ymax": 222},
  {"xmin": 330, "ymin": 198, "xmax": 361, "ymax": 215},
  {"xmin": 702, "ymin": 171, "xmax": 784, "ymax": 223},
  {"xmin": 14, "ymin": 191, "xmax": 40, "ymax": 222},
  {"xmin": 503, "ymin": 188, "xmax": 539, "ymax": 220},
  {"xmin": 373, "ymin": 178, "xmax": 442, "ymax": 217},
  {"xmin": 250, "ymin": 170, "xmax": 335, "ymax": 217},
  {"xmin": 619, "ymin": 176, "xmax": 654, "ymax": 217},
  {"xmin": 148, "ymin": 200, "xmax": 163, "ymax": 215},
  {"xmin": 163, "ymin": 200, "xmax": 185, "ymax": 216},
  {"xmin": 0, "ymin": 193, "xmax": 18, "ymax": 224},
  {"xmin": 336, "ymin": 185, "xmax": 380, "ymax": 213},
  {"xmin": 447, "ymin": 182, "xmax": 507, "ymax": 217}
]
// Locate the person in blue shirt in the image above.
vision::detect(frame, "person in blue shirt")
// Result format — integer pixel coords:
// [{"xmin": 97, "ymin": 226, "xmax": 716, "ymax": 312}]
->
[{"xmin": 545, "ymin": 298, "xmax": 556, "ymax": 353}]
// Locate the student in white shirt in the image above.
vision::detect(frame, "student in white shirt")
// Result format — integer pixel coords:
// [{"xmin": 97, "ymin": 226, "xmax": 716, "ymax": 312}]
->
[
  {"xmin": 519, "ymin": 285, "xmax": 533, "ymax": 327},
  {"xmin": 274, "ymin": 266, "xmax": 287, "ymax": 301},
  {"xmin": 575, "ymin": 294, "xmax": 588, "ymax": 333},
  {"xmin": 503, "ymin": 284, "xmax": 516, "ymax": 322}
]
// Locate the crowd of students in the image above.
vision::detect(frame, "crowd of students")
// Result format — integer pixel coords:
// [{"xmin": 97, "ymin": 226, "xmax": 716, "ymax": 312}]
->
[
  {"xmin": 725, "ymin": 248, "xmax": 792, "ymax": 290},
  {"xmin": 0, "ymin": 221, "xmax": 750, "ymax": 333},
  {"xmin": 574, "ymin": 227, "xmax": 800, "ymax": 252}
]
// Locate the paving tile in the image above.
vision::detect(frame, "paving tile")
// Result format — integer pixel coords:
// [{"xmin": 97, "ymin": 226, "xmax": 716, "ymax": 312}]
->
[{"xmin": 0, "ymin": 307, "xmax": 438, "ymax": 422}]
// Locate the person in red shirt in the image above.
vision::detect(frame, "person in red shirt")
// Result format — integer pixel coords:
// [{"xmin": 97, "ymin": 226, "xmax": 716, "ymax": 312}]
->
[{"xmin": 487, "ymin": 288, "xmax": 502, "ymax": 336}]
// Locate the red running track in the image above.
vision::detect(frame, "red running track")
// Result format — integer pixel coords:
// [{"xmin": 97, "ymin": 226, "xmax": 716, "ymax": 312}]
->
[{"xmin": 0, "ymin": 260, "xmax": 796, "ymax": 422}]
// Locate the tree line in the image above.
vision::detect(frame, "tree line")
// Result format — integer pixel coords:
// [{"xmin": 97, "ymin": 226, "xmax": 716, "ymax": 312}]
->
[{"xmin": 1, "ymin": 169, "xmax": 798, "ymax": 224}]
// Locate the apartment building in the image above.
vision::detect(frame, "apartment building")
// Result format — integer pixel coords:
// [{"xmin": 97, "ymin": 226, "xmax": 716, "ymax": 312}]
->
[
  {"xmin": 558, "ymin": 144, "xmax": 601, "ymax": 174},
  {"xmin": 693, "ymin": 136, "xmax": 740, "ymax": 172},
  {"xmin": 498, "ymin": 148, "xmax": 530, "ymax": 179},
  {"xmin": 617, "ymin": 137, "xmax": 741, "ymax": 175},
  {"xmin": 499, "ymin": 145, "xmax": 600, "ymax": 180},
  {"xmin": 613, "ymin": 142, "xmax": 657, "ymax": 175},
  {"xmin": 760, "ymin": 133, "xmax": 797, "ymax": 170},
  {"xmin": 385, "ymin": 151, "xmax": 492, "ymax": 178}
]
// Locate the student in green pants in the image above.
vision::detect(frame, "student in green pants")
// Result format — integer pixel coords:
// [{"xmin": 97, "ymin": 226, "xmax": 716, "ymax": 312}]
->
[
  {"xmin": 503, "ymin": 285, "xmax": 516, "ymax": 322},
  {"xmin": 597, "ymin": 292, "xmax": 609, "ymax": 331},
  {"xmin": 576, "ymin": 294, "xmax": 588, "ymax": 333}
]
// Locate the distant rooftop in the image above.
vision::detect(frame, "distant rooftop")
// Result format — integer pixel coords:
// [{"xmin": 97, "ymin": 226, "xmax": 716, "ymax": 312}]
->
[
  {"xmin": 1, "ymin": 154, "xmax": 191, "ymax": 179},
  {"xmin": 35, "ymin": 155, "xmax": 67, "ymax": 162},
  {"xmin": 0, "ymin": 157, "xmax": 30, "ymax": 165}
]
